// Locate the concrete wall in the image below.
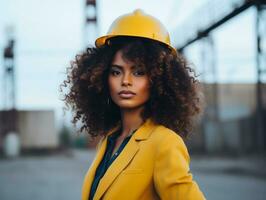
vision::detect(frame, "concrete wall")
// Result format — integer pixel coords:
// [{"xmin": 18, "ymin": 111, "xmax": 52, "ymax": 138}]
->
[
  {"xmin": 201, "ymin": 83, "xmax": 265, "ymax": 153},
  {"xmin": 17, "ymin": 110, "xmax": 58, "ymax": 149}
]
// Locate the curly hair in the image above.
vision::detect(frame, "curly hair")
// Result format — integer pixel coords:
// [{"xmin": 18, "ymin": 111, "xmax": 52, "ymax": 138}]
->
[{"xmin": 61, "ymin": 37, "xmax": 203, "ymax": 139}]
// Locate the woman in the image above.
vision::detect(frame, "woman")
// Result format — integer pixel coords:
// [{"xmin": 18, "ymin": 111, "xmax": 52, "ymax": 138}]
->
[{"xmin": 62, "ymin": 9, "xmax": 206, "ymax": 200}]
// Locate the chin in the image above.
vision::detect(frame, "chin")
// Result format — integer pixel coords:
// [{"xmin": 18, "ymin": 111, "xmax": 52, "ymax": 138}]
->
[
  {"xmin": 116, "ymin": 102, "xmax": 145, "ymax": 110},
  {"xmin": 118, "ymin": 104, "xmax": 140, "ymax": 109}
]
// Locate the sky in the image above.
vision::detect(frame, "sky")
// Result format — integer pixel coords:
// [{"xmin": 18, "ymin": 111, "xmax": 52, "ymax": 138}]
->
[{"xmin": 0, "ymin": 0, "xmax": 259, "ymax": 127}]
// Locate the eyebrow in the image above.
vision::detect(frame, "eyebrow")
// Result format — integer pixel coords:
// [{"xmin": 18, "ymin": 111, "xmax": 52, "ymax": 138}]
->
[{"xmin": 110, "ymin": 64, "xmax": 137, "ymax": 69}]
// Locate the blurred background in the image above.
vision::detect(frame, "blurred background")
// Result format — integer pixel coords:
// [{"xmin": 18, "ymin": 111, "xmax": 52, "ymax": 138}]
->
[{"xmin": 0, "ymin": 0, "xmax": 265, "ymax": 199}]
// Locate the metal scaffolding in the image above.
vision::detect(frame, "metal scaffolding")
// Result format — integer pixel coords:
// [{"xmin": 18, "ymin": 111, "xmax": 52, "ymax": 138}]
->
[
  {"xmin": 1, "ymin": 28, "xmax": 18, "ymax": 137},
  {"xmin": 174, "ymin": 0, "xmax": 254, "ymax": 50},
  {"xmin": 175, "ymin": 0, "xmax": 266, "ymax": 152},
  {"xmin": 84, "ymin": 0, "xmax": 98, "ymax": 47}
]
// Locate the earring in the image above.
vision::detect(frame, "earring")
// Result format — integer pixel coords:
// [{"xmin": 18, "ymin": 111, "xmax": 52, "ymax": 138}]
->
[{"xmin": 107, "ymin": 97, "xmax": 110, "ymax": 105}]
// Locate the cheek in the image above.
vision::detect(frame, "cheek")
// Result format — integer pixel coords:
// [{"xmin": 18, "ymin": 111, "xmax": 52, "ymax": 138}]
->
[{"xmin": 138, "ymin": 79, "xmax": 150, "ymax": 98}]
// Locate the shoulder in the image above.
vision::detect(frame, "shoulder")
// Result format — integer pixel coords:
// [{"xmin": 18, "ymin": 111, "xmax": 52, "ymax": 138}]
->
[
  {"xmin": 151, "ymin": 124, "xmax": 186, "ymax": 146},
  {"xmin": 151, "ymin": 124, "xmax": 190, "ymax": 161}
]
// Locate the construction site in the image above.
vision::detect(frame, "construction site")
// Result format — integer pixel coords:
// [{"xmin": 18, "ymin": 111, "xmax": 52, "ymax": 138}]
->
[{"xmin": 0, "ymin": 0, "xmax": 266, "ymax": 199}]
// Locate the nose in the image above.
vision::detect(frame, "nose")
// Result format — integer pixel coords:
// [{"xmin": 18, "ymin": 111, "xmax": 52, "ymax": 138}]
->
[{"xmin": 121, "ymin": 73, "xmax": 132, "ymax": 86}]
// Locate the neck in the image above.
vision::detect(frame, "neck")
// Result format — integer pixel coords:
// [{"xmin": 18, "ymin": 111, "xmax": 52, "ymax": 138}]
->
[{"xmin": 120, "ymin": 106, "xmax": 145, "ymax": 137}]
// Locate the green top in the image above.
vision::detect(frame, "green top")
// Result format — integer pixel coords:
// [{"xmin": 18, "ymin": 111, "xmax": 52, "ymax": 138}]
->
[{"xmin": 88, "ymin": 128, "xmax": 138, "ymax": 200}]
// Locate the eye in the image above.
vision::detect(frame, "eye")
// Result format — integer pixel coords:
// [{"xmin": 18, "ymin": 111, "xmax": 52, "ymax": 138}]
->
[
  {"xmin": 110, "ymin": 69, "xmax": 120, "ymax": 76},
  {"xmin": 133, "ymin": 70, "xmax": 146, "ymax": 76}
]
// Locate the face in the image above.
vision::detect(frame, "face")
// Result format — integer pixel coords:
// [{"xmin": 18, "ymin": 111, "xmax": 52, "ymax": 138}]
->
[{"xmin": 108, "ymin": 49, "xmax": 150, "ymax": 110}]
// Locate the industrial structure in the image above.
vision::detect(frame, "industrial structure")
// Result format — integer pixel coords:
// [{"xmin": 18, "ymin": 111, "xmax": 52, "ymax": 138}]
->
[
  {"xmin": 174, "ymin": 0, "xmax": 266, "ymax": 153},
  {"xmin": 0, "ymin": 27, "xmax": 18, "ymax": 140},
  {"xmin": 84, "ymin": 0, "xmax": 98, "ymax": 47},
  {"xmin": 0, "ymin": 29, "xmax": 58, "ymax": 154}
]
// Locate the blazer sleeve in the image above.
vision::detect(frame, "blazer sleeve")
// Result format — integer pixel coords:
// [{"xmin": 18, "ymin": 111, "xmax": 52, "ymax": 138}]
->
[{"xmin": 153, "ymin": 133, "xmax": 206, "ymax": 200}]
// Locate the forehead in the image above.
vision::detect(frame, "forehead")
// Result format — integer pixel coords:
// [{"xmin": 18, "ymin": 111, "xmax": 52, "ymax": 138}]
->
[
  {"xmin": 111, "ymin": 50, "xmax": 133, "ymax": 65},
  {"xmin": 111, "ymin": 50, "xmax": 145, "ymax": 69}
]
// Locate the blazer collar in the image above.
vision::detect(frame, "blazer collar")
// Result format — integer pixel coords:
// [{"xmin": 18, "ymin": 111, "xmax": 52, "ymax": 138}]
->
[
  {"xmin": 106, "ymin": 117, "xmax": 157, "ymax": 141},
  {"xmin": 91, "ymin": 117, "xmax": 157, "ymax": 200},
  {"xmin": 133, "ymin": 118, "xmax": 157, "ymax": 140}
]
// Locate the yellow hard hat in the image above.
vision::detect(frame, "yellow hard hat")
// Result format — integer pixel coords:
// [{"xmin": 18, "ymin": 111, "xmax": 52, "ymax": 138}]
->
[{"xmin": 95, "ymin": 9, "xmax": 176, "ymax": 53}]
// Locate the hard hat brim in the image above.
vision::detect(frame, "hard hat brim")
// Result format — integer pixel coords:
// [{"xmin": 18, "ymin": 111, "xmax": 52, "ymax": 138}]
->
[{"xmin": 95, "ymin": 35, "xmax": 177, "ymax": 54}]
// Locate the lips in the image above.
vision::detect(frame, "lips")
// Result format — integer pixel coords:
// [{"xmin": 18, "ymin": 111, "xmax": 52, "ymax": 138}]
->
[
  {"xmin": 118, "ymin": 90, "xmax": 136, "ymax": 98},
  {"xmin": 118, "ymin": 90, "xmax": 136, "ymax": 95}
]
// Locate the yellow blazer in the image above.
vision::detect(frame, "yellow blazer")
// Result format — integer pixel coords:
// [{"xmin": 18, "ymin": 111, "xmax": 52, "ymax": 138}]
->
[{"xmin": 81, "ymin": 118, "xmax": 206, "ymax": 200}]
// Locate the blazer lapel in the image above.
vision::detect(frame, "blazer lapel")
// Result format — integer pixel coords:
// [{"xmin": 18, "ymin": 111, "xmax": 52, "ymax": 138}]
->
[
  {"xmin": 81, "ymin": 126, "xmax": 120, "ymax": 200},
  {"xmin": 93, "ymin": 118, "xmax": 157, "ymax": 200},
  {"xmin": 93, "ymin": 137, "xmax": 139, "ymax": 200}
]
